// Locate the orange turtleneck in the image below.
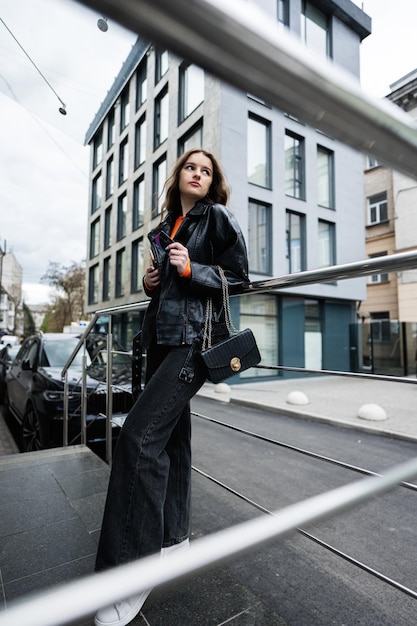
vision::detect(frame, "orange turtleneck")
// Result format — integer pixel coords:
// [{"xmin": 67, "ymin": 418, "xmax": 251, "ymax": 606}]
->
[{"xmin": 171, "ymin": 216, "xmax": 191, "ymax": 278}]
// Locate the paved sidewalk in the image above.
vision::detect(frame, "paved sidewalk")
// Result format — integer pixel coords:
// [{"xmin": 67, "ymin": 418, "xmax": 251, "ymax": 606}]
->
[
  {"xmin": 0, "ymin": 413, "xmax": 19, "ymax": 455},
  {"xmin": 197, "ymin": 375, "xmax": 417, "ymax": 442}
]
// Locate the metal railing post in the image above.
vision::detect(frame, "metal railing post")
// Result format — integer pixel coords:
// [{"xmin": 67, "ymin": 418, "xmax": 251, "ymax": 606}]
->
[
  {"xmin": 63, "ymin": 373, "xmax": 69, "ymax": 447},
  {"xmin": 106, "ymin": 330, "xmax": 113, "ymax": 465},
  {"xmin": 81, "ymin": 352, "xmax": 87, "ymax": 446}
]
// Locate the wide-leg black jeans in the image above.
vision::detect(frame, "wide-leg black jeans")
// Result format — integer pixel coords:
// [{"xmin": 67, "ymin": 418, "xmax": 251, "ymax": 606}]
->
[{"xmin": 95, "ymin": 340, "xmax": 206, "ymax": 571}]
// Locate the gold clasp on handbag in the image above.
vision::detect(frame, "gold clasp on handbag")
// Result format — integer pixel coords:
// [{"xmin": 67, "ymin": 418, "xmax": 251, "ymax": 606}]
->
[{"xmin": 230, "ymin": 357, "xmax": 241, "ymax": 372}]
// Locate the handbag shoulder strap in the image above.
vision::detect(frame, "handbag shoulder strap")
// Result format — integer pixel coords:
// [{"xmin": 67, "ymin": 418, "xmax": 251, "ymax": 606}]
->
[
  {"xmin": 202, "ymin": 266, "xmax": 236, "ymax": 350},
  {"xmin": 218, "ymin": 266, "xmax": 236, "ymax": 334}
]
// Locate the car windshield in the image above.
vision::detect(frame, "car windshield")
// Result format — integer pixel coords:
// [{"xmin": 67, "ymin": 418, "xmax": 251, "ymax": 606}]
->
[
  {"xmin": 40, "ymin": 340, "xmax": 90, "ymax": 369},
  {"xmin": 7, "ymin": 345, "xmax": 20, "ymax": 361}
]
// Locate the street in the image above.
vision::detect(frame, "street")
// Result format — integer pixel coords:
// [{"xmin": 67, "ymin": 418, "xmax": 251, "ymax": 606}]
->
[
  {"xmin": 183, "ymin": 396, "xmax": 417, "ymax": 626},
  {"xmin": 1, "ymin": 396, "xmax": 416, "ymax": 625}
]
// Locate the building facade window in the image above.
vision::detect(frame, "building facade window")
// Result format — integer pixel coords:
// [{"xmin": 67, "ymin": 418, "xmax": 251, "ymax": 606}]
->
[
  {"xmin": 370, "ymin": 312, "xmax": 391, "ymax": 342},
  {"xmin": 115, "ymin": 248, "xmax": 126, "ymax": 297},
  {"xmin": 179, "ymin": 62, "xmax": 204, "ymax": 122},
  {"xmin": 277, "ymin": 0, "xmax": 289, "ymax": 27},
  {"xmin": 88, "ymin": 264, "xmax": 99, "ymax": 305},
  {"xmin": 368, "ymin": 192, "xmax": 388, "ymax": 225},
  {"xmin": 318, "ymin": 219, "xmax": 335, "ymax": 267},
  {"xmin": 135, "ymin": 59, "xmax": 147, "ymax": 110},
  {"xmin": 104, "ymin": 207, "xmax": 112, "ymax": 249},
  {"xmin": 131, "ymin": 238, "xmax": 144, "ymax": 293},
  {"xmin": 247, "ymin": 114, "xmax": 271, "ymax": 188},
  {"xmin": 107, "ymin": 109, "xmax": 115, "ymax": 150},
  {"xmin": 178, "ymin": 121, "xmax": 203, "ymax": 155},
  {"xmin": 286, "ymin": 210, "xmax": 306, "ymax": 273},
  {"xmin": 369, "ymin": 252, "xmax": 389, "ymax": 284},
  {"xmin": 90, "ymin": 218, "xmax": 100, "ymax": 259},
  {"xmin": 152, "ymin": 155, "xmax": 167, "ymax": 218},
  {"xmin": 133, "ymin": 176, "xmax": 145, "ymax": 230},
  {"xmin": 134, "ymin": 116, "xmax": 147, "ymax": 169},
  {"xmin": 154, "ymin": 88, "xmax": 169, "ymax": 148},
  {"xmin": 92, "ymin": 173, "xmax": 102, "ymax": 213},
  {"xmin": 155, "ymin": 48, "xmax": 169, "ymax": 83},
  {"xmin": 106, "ymin": 156, "xmax": 114, "ymax": 198},
  {"xmin": 301, "ymin": 0, "xmax": 330, "ymax": 58},
  {"xmin": 117, "ymin": 192, "xmax": 127, "ymax": 240},
  {"xmin": 120, "ymin": 87, "xmax": 130, "ymax": 131},
  {"xmin": 93, "ymin": 130, "xmax": 103, "ymax": 169},
  {"xmin": 240, "ymin": 294, "xmax": 277, "ymax": 378},
  {"xmin": 305, "ymin": 299, "xmax": 322, "ymax": 370},
  {"xmin": 366, "ymin": 155, "xmax": 381, "ymax": 169},
  {"xmin": 102, "ymin": 256, "xmax": 111, "ymax": 301},
  {"xmin": 248, "ymin": 199, "xmax": 272, "ymax": 274},
  {"xmin": 119, "ymin": 138, "xmax": 128, "ymax": 185},
  {"xmin": 317, "ymin": 145, "xmax": 334, "ymax": 208},
  {"xmin": 285, "ymin": 131, "xmax": 305, "ymax": 199}
]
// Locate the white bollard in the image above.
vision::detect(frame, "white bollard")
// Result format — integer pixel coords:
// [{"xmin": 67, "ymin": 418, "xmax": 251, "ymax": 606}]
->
[
  {"xmin": 358, "ymin": 403, "xmax": 387, "ymax": 421},
  {"xmin": 286, "ymin": 390, "xmax": 309, "ymax": 405},
  {"xmin": 215, "ymin": 382, "xmax": 231, "ymax": 394}
]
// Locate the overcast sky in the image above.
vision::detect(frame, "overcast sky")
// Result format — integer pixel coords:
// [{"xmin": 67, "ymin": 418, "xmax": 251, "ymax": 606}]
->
[{"xmin": 1, "ymin": 0, "xmax": 417, "ymax": 305}]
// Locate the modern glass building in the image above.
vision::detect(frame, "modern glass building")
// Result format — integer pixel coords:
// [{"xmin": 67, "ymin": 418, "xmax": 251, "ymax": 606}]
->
[{"xmin": 84, "ymin": 0, "xmax": 371, "ymax": 380}]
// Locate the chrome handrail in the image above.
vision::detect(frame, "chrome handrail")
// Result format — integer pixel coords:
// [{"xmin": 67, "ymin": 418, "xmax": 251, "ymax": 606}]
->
[
  {"xmin": 61, "ymin": 301, "xmax": 149, "ymax": 379},
  {"xmin": 60, "ymin": 250, "xmax": 417, "ymax": 379},
  {"xmin": 256, "ymin": 364, "xmax": 417, "ymax": 385},
  {"xmin": 1, "ymin": 457, "xmax": 416, "ymax": 626},
  {"xmin": 246, "ymin": 249, "xmax": 417, "ymax": 292},
  {"xmin": 78, "ymin": 0, "xmax": 417, "ymax": 179},
  {"xmin": 59, "ymin": 251, "xmax": 417, "ymax": 453}
]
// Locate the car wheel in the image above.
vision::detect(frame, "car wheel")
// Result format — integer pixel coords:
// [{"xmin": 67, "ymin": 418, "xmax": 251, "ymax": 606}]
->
[{"xmin": 22, "ymin": 405, "xmax": 43, "ymax": 452}]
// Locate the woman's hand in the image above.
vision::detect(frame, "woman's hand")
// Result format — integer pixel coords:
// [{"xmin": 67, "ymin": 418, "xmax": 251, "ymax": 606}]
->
[
  {"xmin": 166, "ymin": 242, "xmax": 189, "ymax": 275},
  {"xmin": 144, "ymin": 265, "xmax": 160, "ymax": 289}
]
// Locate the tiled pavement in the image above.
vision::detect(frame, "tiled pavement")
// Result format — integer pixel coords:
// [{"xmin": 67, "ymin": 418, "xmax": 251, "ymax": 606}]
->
[
  {"xmin": 0, "ymin": 415, "xmax": 18, "ymax": 457},
  {"xmin": 0, "ymin": 444, "xmax": 286, "ymax": 625}
]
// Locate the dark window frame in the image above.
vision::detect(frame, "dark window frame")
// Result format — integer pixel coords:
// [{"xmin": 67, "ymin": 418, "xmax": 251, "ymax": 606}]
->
[
  {"xmin": 286, "ymin": 210, "xmax": 306, "ymax": 273},
  {"xmin": 248, "ymin": 199, "xmax": 272, "ymax": 275},
  {"xmin": 285, "ymin": 130, "xmax": 305, "ymax": 200}
]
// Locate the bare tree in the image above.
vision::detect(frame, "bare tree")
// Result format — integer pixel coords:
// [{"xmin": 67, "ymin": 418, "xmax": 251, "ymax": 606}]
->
[
  {"xmin": 22, "ymin": 302, "xmax": 36, "ymax": 336},
  {"xmin": 41, "ymin": 261, "xmax": 85, "ymax": 331}
]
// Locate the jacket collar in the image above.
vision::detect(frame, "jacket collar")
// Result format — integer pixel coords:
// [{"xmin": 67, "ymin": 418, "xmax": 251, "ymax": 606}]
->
[
  {"xmin": 185, "ymin": 200, "xmax": 211, "ymax": 217},
  {"xmin": 162, "ymin": 201, "xmax": 210, "ymax": 231}
]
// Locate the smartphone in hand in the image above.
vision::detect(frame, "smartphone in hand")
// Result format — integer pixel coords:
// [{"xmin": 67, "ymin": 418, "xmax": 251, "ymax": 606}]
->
[
  {"xmin": 158, "ymin": 231, "xmax": 175, "ymax": 249},
  {"xmin": 149, "ymin": 249, "xmax": 157, "ymax": 268}
]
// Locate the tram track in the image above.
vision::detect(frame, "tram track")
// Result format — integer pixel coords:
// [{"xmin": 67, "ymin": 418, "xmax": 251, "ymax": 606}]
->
[
  {"xmin": 191, "ymin": 405, "xmax": 417, "ymax": 601},
  {"xmin": 192, "ymin": 410, "xmax": 417, "ymax": 492}
]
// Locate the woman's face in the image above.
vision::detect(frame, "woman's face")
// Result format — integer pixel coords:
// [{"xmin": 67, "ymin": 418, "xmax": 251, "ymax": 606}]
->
[{"xmin": 178, "ymin": 152, "xmax": 213, "ymax": 204}]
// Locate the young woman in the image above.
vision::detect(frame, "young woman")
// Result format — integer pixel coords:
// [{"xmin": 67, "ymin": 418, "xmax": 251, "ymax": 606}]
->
[{"xmin": 94, "ymin": 149, "xmax": 249, "ymax": 626}]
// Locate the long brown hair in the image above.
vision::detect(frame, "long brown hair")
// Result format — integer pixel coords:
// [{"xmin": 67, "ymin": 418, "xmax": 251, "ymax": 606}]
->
[{"xmin": 162, "ymin": 149, "xmax": 230, "ymax": 214}]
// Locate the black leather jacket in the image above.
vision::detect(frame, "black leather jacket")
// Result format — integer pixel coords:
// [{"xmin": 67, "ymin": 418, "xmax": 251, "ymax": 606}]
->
[{"xmin": 141, "ymin": 201, "xmax": 249, "ymax": 348}]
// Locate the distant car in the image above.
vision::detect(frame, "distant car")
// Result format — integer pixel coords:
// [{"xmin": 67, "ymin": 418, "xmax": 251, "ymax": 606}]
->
[
  {"xmin": 0, "ymin": 334, "xmax": 20, "ymax": 347},
  {"xmin": 0, "ymin": 343, "xmax": 20, "ymax": 403},
  {"xmin": 4, "ymin": 333, "xmax": 133, "ymax": 453}
]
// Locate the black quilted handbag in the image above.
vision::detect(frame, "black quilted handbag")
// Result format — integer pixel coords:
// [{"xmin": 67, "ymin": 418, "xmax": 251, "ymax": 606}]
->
[{"xmin": 199, "ymin": 267, "xmax": 261, "ymax": 383}]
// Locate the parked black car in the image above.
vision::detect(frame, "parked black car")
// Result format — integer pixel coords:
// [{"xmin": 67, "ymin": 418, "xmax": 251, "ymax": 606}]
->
[{"xmin": 4, "ymin": 333, "xmax": 133, "ymax": 453}]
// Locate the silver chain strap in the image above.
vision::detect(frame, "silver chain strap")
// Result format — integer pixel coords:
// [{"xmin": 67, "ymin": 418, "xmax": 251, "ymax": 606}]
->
[{"xmin": 201, "ymin": 266, "xmax": 235, "ymax": 351}]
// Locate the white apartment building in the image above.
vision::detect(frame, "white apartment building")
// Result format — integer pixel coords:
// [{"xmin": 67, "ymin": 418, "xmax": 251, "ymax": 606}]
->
[{"xmin": 84, "ymin": 0, "xmax": 371, "ymax": 380}]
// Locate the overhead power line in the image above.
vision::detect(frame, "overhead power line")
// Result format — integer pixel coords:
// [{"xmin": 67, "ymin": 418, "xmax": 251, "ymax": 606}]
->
[{"xmin": 0, "ymin": 17, "xmax": 67, "ymax": 115}]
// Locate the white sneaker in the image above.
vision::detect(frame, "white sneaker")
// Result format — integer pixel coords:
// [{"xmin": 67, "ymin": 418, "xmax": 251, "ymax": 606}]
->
[
  {"xmin": 94, "ymin": 589, "xmax": 151, "ymax": 626},
  {"xmin": 161, "ymin": 538, "xmax": 190, "ymax": 557}
]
